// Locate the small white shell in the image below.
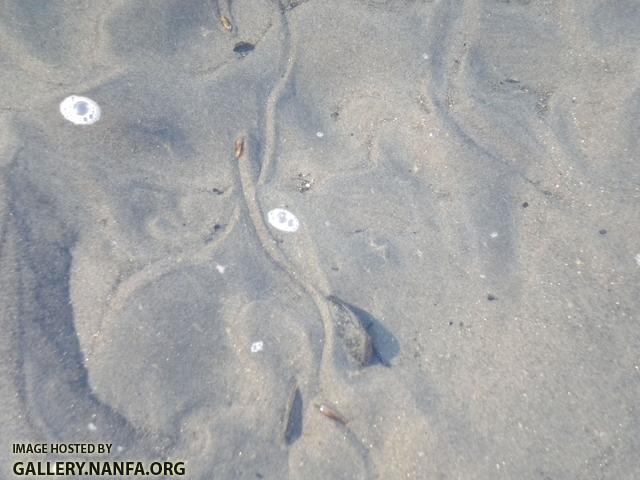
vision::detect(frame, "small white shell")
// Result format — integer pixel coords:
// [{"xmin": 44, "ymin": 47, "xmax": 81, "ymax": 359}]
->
[
  {"xmin": 267, "ymin": 208, "xmax": 299, "ymax": 233},
  {"xmin": 59, "ymin": 95, "xmax": 101, "ymax": 125}
]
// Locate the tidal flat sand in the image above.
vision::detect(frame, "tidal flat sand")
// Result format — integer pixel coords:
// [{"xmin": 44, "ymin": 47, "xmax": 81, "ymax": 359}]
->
[{"xmin": 1, "ymin": 1, "xmax": 639, "ymax": 478}]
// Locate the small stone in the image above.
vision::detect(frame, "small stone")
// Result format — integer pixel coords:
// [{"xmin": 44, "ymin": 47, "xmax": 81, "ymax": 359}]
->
[{"xmin": 233, "ymin": 41, "xmax": 254, "ymax": 57}]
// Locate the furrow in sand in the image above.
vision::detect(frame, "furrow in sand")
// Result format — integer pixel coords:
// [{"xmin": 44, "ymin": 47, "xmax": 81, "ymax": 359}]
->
[
  {"xmin": 235, "ymin": 134, "xmax": 338, "ymax": 379},
  {"xmin": 257, "ymin": 5, "xmax": 295, "ymax": 187},
  {"xmin": 236, "ymin": 135, "xmax": 375, "ymax": 478}
]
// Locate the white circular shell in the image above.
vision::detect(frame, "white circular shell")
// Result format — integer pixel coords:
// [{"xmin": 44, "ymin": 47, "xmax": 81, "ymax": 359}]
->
[
  {"xmin": 267, "ymin": 208, "xmax": 299, "ymax": 233},
  {"xmin": 59, "ymin": 95, "xmax": 101, "ymax": 125}
]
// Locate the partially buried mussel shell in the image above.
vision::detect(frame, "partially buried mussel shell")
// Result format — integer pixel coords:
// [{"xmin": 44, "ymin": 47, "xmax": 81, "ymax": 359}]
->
[{"xmin": 326, "ymin": 295, "xmax": 373, "ymax": 368}]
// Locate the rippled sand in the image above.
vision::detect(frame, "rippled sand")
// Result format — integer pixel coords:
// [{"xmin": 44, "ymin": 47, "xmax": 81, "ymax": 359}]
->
[{"xmin": 1, "ymin": 1, "xmax": 639, "ymax": 478}]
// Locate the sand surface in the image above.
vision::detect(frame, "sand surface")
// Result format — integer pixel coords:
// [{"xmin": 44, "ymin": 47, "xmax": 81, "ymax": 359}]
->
[{"xmin": 1, "ymin": 1, "xmax": 639, "ymax": 478}]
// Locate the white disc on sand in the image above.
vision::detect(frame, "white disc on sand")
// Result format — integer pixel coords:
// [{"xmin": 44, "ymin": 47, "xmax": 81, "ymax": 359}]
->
[
  {"xmin": 267, "ymin": 208, "xmax": 300, "ymax": 233},
  {"xmin": 59, "ymin": 95, "xmax": 101, "ymax": 125}
]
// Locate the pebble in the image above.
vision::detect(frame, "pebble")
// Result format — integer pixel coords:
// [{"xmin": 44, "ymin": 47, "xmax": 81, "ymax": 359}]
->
[{"xmin": 233, "ymin": 41, "xmax": 254, "ymax": 57}]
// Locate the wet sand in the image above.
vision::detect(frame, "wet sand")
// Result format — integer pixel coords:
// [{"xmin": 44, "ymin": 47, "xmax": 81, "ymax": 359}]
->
[{"xmin": 1, "ymin": 1, "xmax": 639, "ymax": 478}]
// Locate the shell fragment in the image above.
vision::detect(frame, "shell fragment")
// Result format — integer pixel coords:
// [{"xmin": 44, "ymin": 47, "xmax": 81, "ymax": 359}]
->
[
  {"xmin": 267, "ymin": 208, "xmax": 299, "ymax": 233},
  {"xmin": 59, "ymin": 95, "xmax": 101, "ymax": 125}
]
